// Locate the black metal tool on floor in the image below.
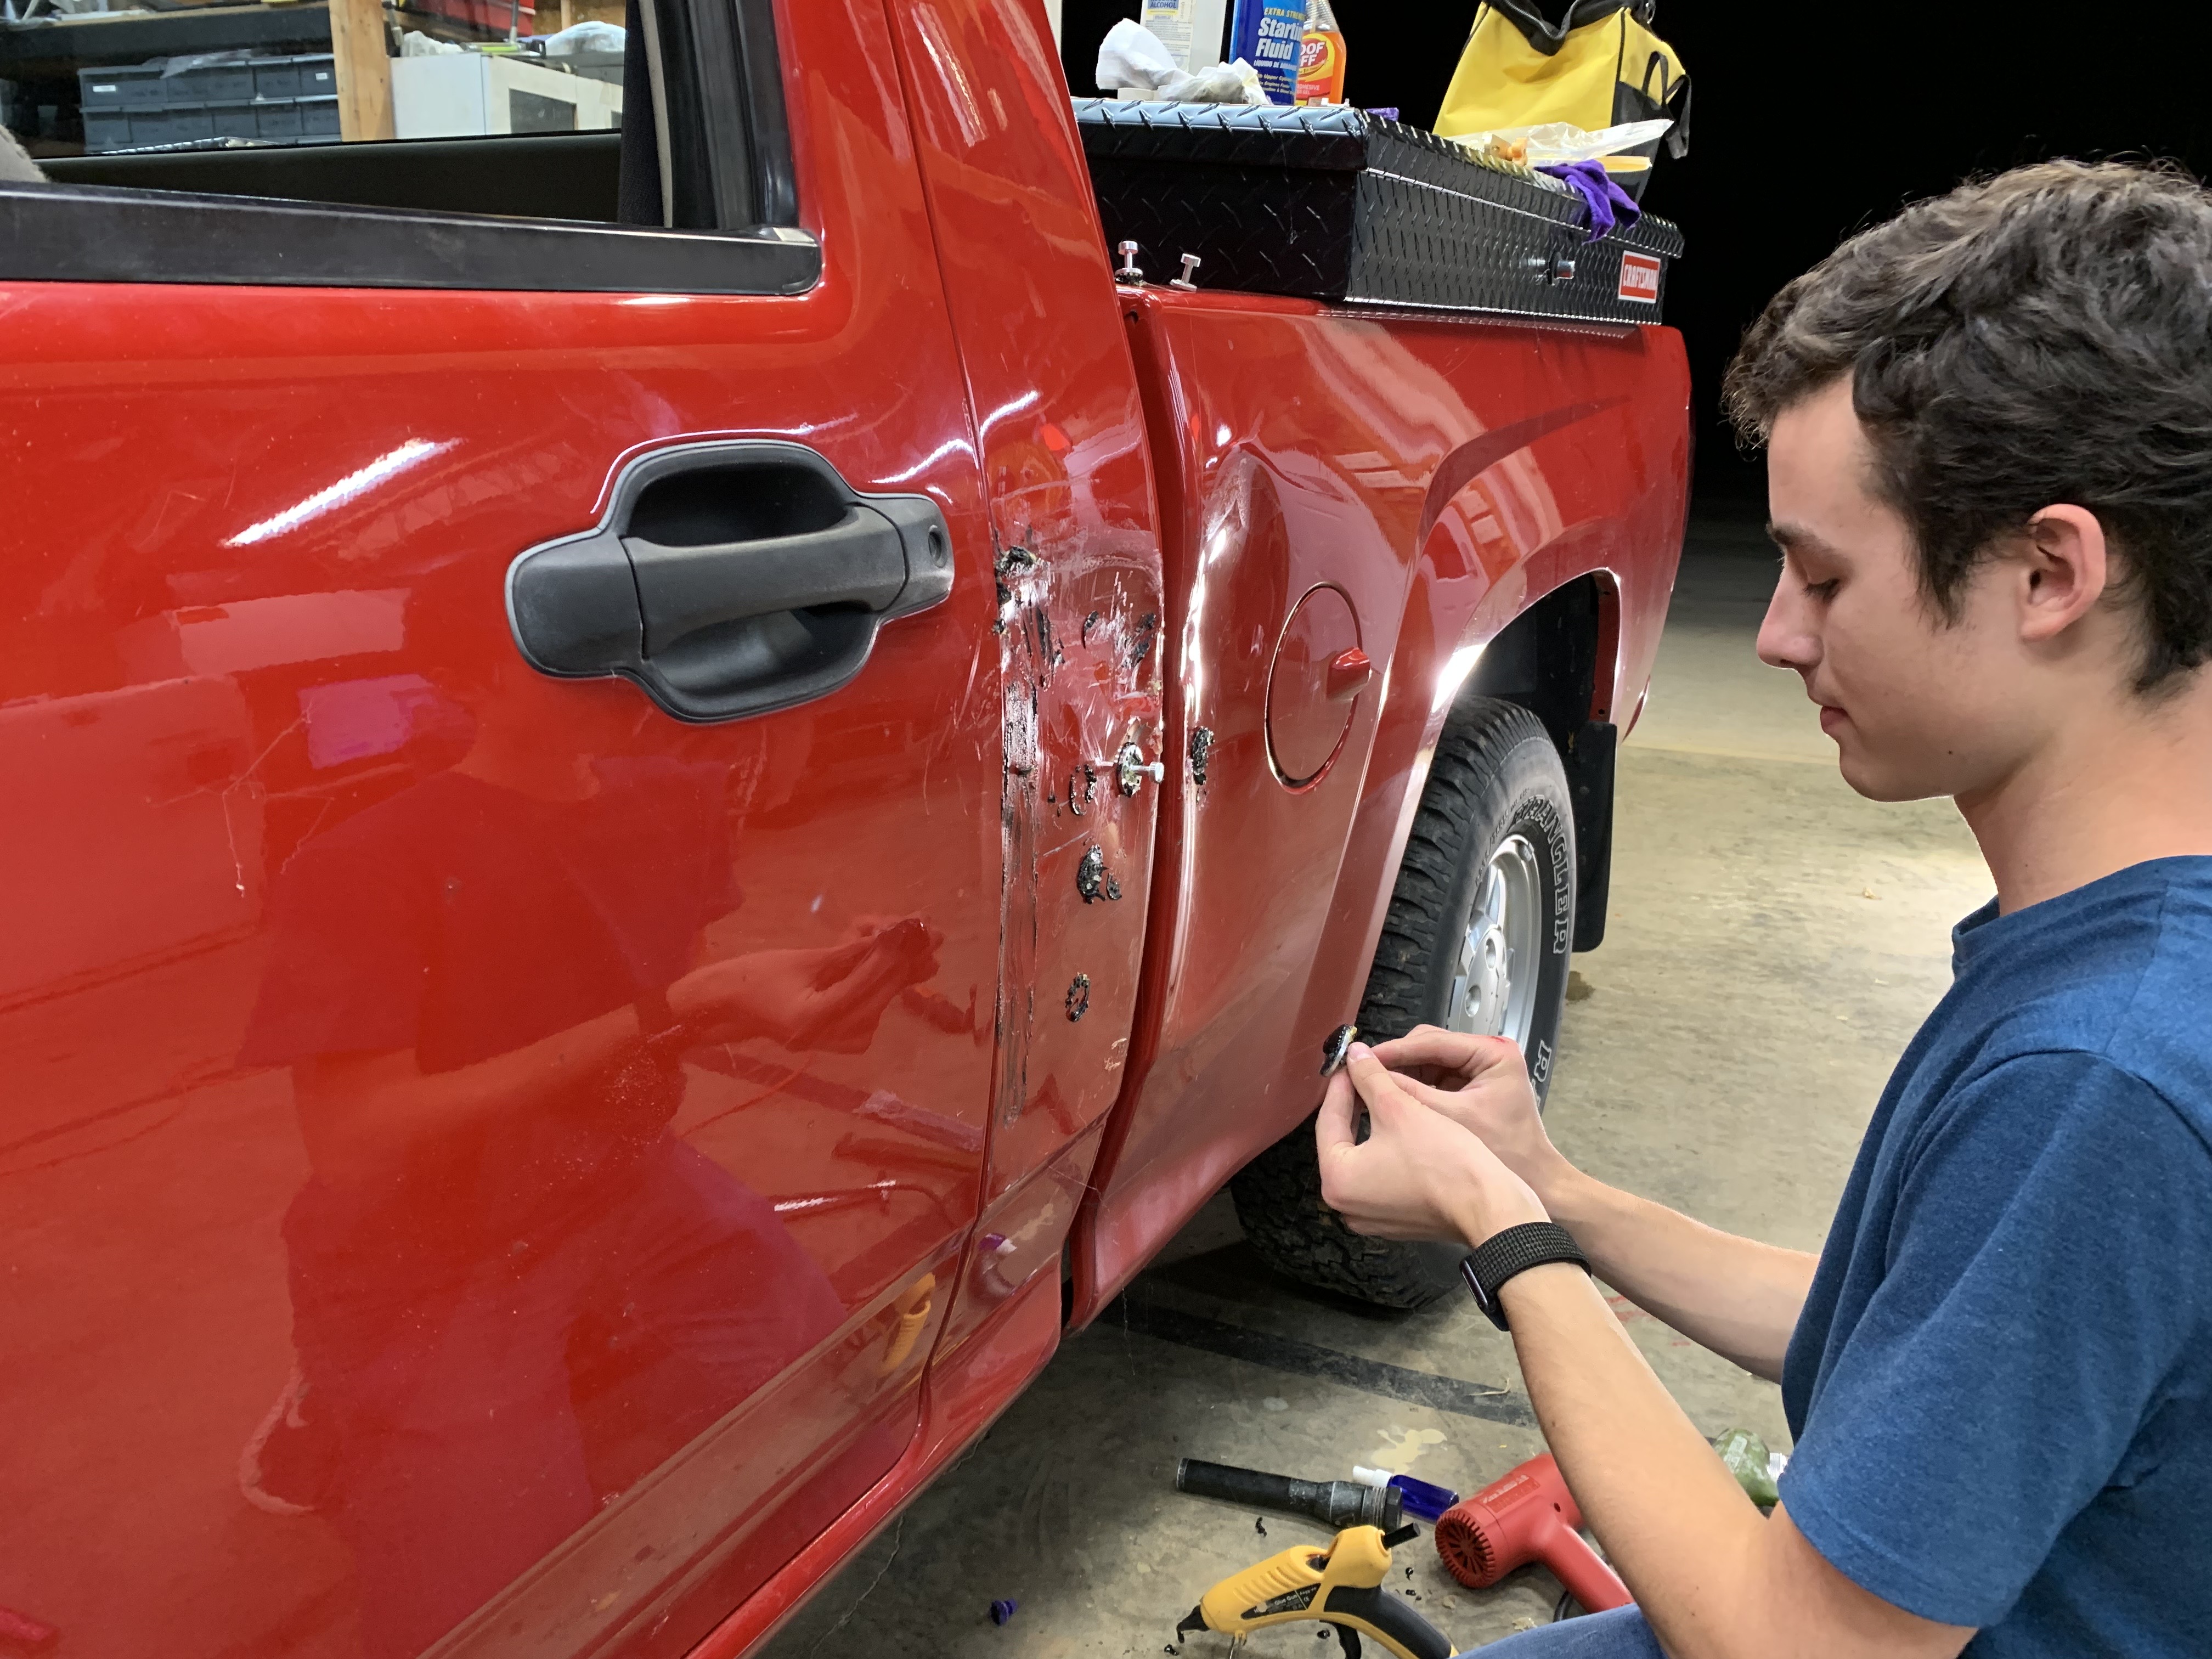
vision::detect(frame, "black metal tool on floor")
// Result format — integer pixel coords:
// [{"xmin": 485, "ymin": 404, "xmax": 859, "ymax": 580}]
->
[
  {"xmin": 1176, "ymin": 1522, "xmax": 1448, "ymax": 1659},
  {"xmin": 1176, "ymin": 1458, "xmax": 1404, "ymax": 1530}
]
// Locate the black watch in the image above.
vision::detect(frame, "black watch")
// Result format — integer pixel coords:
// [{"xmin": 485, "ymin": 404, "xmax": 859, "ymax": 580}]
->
[{"xmin": 1460, "ymin": 1221, "xmax": 1589, "ymax": 1331}]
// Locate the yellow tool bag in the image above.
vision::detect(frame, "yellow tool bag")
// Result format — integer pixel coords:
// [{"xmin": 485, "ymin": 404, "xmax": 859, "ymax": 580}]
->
[{"xmin": 1436, "ymin": 2, "xmax": 1689, "ymax": 198}]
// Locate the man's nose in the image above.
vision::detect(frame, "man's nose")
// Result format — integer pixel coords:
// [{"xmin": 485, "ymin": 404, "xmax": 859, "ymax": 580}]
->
[{"xmin": 1756, "ymin": 573, "xmax": 1817, "ymax": 673}]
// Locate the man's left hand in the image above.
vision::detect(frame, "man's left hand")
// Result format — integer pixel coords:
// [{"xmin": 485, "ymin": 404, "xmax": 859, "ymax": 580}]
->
[{"xmin": 1316, "ymin": 1042, "xmax": 1550, "ymax": 1246}]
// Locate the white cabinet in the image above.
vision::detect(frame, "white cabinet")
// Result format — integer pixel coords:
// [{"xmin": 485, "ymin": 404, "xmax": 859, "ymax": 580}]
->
[{"xmin": 390, "ymin": 53, "xmax": 622, "ymax": 140}]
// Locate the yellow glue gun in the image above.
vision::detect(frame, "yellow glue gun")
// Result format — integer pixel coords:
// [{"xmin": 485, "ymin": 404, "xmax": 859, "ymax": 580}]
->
[{"xmin": 1176, "ymin": 1524, "xmax": 1452, "ymax": 1659}]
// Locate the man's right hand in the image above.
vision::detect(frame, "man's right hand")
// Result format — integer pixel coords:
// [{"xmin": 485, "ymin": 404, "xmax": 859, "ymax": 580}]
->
[
  {"xmin": 1368, "ymin": 1024, "xmax": 1578, "ymax": 1203},
  {"xmin": 1364, "ymin": 1024, "xmax": 1816, "ymax": 1383}
]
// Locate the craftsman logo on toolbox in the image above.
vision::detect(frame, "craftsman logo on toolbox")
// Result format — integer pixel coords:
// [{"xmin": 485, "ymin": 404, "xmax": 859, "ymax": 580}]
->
[{"xmin": 1617, "ymin": 252, "xmax": 1662, "ymax": 304}]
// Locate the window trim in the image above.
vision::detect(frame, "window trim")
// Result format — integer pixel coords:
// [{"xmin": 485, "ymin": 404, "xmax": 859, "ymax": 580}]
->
[
  {"xmin": 0, "ymin": 180, "xmax": 818, "ymax": 293},
  {"xmin": 0, "ymin": 0, "xmax": 809, "ymax": 294}
]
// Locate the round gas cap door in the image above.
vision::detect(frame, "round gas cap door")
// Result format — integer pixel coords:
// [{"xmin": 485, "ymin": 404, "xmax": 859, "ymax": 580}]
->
[{"xmin": 1265, "ymin": 584, "xmax": 1364, "ymax": 787}]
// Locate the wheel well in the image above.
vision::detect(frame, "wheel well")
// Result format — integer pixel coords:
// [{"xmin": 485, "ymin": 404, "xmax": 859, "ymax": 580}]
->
[
  {"xmin": 1459, "ymin": 573, "xmax": 1606, "ymax": 750},
  {"xmin": 1457, "ymin": 574, "xmax": 1619, "ymax": 952}
]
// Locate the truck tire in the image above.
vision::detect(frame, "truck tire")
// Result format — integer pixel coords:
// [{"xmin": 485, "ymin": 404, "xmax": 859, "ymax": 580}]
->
[{"xmin": 1231, "ymin": 698, "xmax": 1577, "ymax": 1308}]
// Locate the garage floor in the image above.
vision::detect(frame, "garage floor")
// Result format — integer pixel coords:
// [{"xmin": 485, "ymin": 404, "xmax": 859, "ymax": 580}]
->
[{"xmin": 756, "ymin": 515, "xmax": 1991, "ymax": 1659}]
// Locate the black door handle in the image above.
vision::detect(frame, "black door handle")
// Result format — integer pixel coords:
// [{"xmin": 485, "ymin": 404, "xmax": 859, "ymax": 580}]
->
[{"xmin": 506, "ymin": 441, "xmax": 954, "ymax": 723}]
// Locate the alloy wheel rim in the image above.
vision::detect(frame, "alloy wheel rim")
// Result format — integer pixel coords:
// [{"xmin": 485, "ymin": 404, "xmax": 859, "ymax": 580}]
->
[{"xmin": 1446, "ymin": 832, "xmax": 1541, "ymax": 1049}]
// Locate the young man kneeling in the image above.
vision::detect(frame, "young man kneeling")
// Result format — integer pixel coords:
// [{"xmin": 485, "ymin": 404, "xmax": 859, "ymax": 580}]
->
[{"xmin": 1319, "ymin": 160, "xmax": 2212, "ymax": 1659}]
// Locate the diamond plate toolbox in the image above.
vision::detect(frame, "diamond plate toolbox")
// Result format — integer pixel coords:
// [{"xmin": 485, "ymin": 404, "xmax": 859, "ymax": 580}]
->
[{"xmin": 1073, "ymin": 99, "xmax": 1684, "ymax": 326}]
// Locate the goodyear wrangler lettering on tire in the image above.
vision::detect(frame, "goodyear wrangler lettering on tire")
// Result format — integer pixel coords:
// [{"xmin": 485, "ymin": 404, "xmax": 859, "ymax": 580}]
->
[{"xmin": 1232, "ymin": 698, "xmax": 1579, "ymax": 1309}]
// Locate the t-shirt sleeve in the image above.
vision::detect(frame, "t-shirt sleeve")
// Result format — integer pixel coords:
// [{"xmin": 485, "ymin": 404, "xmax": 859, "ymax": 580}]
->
[
  {"xmin": 236, "ymin": 829, "xmax": 428, "ymax": 1068},
  {"xmin": 1779, "ymin": 1051, "xmax": 2212, "ymax": 1627}
]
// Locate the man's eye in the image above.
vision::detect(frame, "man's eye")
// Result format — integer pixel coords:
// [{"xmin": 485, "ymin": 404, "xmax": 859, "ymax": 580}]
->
[{"xmin": 1804, "ymin": 578, "xmax": 1841, "ymax": 601}]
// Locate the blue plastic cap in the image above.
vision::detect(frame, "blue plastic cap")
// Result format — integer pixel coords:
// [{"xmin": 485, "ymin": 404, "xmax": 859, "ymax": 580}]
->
[{"xmin": 1386, "ymin": 1474, "xmax": 1460, "ymax": 1521}]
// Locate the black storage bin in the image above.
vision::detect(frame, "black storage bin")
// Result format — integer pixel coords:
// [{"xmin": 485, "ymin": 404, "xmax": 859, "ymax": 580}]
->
[
  {"xmin": 1071, "ymin": 99, "xmax": 1684, "ymax": 326},
  {"xmin": 298, "ymin": 94, "xmax": 340, "ymax": 141},
  {"xmin": 129, "ymin": 104, "xmax": 214, "ymax": 147},
  {"xmin": 82, "ymin": 108, "xmax": 132, "ymax": 152},
  {"xmin": 77, "ymin": 65, "xmax": 166, "ymax": 109},
  {"xmin": 205, "ymin": 98, "xmax": 259, "ymax": 140},
  {"xmin": 253, "ymin": 97, "xmax": 303, "ymax": 141},
  {"xmin": 252, "ymin": 56, "xmax": 302, "ymax": 99},
  {"xmin": 168, "ymin": 60, "xmax": 258, "ymax": 103}
]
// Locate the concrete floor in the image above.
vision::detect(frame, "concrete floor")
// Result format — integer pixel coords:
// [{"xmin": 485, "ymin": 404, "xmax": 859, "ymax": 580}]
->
[{"xmin": 757, "ymin": 518, "xmax": 1992, "ymax": 1659}]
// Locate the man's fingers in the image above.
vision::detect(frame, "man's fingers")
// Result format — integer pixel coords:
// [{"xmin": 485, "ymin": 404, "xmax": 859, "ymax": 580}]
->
[
  {"xmin": 1344, "ymin": 1043, "xmax": 1415, "ymax": 1117},
  {"xmin": 1371, "ymin": 1026, "xmax": 1522, "ymax": 1080},
  {"xmin": 1315, "ymin": 1071, "xmax": 1359, "ymax": 1156},
  {"xmin": 1367, "ymin": 1025, "xmax": 1488, "ymax": 1073},
  {"xmin": 1390, "ymin": 1070, "xmax": 1465, "ymax": 1115}
]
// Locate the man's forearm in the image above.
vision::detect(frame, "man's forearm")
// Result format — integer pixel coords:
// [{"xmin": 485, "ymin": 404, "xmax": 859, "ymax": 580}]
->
[
  {"xmin": 1494, "ymin": 1263, "xmax": 1972, "ymax": 1659},
  {"xmin": 1539, "ymin": 1168, "xmax": 1818, "ymax": 1381},
  {"xmin": 1499, "ymin": 1262, "xmax": 1769, "ymax": 1657}
]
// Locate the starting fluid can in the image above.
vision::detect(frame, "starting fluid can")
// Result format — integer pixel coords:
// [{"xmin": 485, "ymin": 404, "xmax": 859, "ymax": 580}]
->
[{"xmin": 1228, "ymin": 0, "xmax": 1305, "ymax": 103}]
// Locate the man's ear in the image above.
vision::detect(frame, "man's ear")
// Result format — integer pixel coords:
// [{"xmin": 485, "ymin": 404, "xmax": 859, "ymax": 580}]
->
[{"xmin": 2017, "ymin": 505, "xmax": 2111, "ymax": 645}]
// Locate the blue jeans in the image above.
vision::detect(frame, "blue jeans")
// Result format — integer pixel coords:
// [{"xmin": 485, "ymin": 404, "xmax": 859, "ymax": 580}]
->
[{"xmin": 1464, "ymin": 1606, "xmax": 1664, "ymax": 1655}]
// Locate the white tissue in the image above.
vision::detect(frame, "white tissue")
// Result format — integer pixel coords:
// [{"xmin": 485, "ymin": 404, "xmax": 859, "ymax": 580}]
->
[
  {"xmin": 1096, "ymin": 18, "xmax": 1178, "ymax": 90},
  {"xmin": 1097, "ymin": 20, "xmax": 1266, "ymax": 103}
]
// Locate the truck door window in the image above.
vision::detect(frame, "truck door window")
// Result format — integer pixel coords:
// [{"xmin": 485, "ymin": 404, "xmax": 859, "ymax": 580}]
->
[{"xmin": 0, "ymin": 0, "xmax": 809, "ymax": 294}]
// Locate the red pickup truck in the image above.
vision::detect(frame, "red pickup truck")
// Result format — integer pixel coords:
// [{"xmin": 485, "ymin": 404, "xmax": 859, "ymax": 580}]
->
[{"xmin": 0, "ymin": 2, "xmax": 1687, "ymax": 1655}]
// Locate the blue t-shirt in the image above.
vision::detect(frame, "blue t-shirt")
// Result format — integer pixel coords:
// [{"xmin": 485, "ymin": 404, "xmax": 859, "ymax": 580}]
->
[{"xmin": 1781, "ymin": 857, "xmax": 2212, "ymax": 1657}]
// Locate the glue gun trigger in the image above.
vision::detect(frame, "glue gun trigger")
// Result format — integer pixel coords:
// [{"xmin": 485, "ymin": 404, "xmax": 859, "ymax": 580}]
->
[{"xmin": 1333, "ymin": 1623, "xmax": 1362, "ymax": 1659}]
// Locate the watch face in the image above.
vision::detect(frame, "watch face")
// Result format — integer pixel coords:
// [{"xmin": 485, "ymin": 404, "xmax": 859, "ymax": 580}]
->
[
  {"xmin": 1458, "ymin": 1253, "xmax": 1496, "ymax": 1312},
  {"xmin": 1460, "ymin": 1250, "xmax": 1512, "ymax": 1331}
]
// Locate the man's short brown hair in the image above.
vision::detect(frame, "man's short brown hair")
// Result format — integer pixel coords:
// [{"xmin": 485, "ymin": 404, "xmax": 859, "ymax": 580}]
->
[{"xmin": 1725, "ymin": 160, "xmax": 2212, "ymax": 692}]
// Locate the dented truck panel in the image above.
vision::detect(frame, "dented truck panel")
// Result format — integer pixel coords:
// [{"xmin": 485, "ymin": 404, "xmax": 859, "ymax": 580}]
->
[
  {"xmin": 1071, "ymin": 292, "xmax": 1691, "ymax": 1324},
  {"xmin": 881, "ymin": 0, "xmax": 1165, "ymax": 1265}
]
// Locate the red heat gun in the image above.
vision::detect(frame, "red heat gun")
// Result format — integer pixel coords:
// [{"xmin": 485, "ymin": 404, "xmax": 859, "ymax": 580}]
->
[{"xmin": 1433, "ymin": 1454, "xmax": 1631, "ymax": 1613}]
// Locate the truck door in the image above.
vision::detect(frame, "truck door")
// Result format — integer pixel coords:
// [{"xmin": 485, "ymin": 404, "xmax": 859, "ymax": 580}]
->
[{"xmin": 0, "ymin": 5, "xmax": 996, "ymax": 1658}]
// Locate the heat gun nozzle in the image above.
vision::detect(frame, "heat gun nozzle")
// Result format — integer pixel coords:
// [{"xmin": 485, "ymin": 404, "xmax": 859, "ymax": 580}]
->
[{"xmin": 1173, "ymin": 1458, "xmax": 1402, "ymax": 1531}]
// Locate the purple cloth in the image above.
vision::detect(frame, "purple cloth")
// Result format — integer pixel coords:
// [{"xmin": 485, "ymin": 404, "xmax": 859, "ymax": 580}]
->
[{"xmin": 1538, "ymin": 160, "xmax": 1641, "ymax": 241}]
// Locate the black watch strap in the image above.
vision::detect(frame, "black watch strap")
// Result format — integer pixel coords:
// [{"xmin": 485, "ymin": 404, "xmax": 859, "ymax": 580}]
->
[{"xmin": 1460, "ymin": 1221, "xmax": 1589, "ymax": 1331}]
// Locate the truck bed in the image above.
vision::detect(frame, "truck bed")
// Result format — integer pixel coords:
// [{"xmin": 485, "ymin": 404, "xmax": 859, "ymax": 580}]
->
[{"xmin": 1073, "ymin": 285, "xmax": 1690, "ymax": 1316}]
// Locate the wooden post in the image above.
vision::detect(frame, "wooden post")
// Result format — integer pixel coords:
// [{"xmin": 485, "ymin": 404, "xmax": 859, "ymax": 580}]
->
[{"xmin": 329, "ymin": 0, "xmax": 396, "ymax": 142}]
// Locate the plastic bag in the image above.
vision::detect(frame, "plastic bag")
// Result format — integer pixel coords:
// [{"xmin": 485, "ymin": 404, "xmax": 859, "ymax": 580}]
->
[
  {"xmin": 1449, "ymin": 119, "xmax": 1674, "ymax": 167},
  {"xmin": 1164, "ymin": 59, "xmax": 1265, "ymax": 103},
  {"xmin": 1712, "ymin": 1427, "xmax": 1784, "ymax": 1508},
  {"xmin": 1096, "ymin": 19, "xmax": 1267, "ymax": 104},
  {"xmin": 540, "ymin": 19, "xmax": 625, "ymax": 54},
  {"xmin": 159, "ymin": 50, "xmax": 257, "ymax": 79}
]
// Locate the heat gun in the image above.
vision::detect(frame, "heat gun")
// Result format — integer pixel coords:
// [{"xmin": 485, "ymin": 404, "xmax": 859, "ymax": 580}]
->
[
  {"xmin": 1177, "ymin": 1523, "xmax": 1451, "ymax": 1659},
  {"xmin": 1432, "ymin": 1453, "xmax": 1630, "ymax": 1612}
]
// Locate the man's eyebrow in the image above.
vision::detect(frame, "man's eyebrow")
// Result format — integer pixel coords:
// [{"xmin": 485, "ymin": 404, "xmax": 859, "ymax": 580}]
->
[{"xmin": 1766, "ymin": 521, "xmax": 1835, "ymax": 558}]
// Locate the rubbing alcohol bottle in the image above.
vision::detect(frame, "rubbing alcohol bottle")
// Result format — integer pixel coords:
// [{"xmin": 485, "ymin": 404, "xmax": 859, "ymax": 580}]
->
[
  {"xmin": 1141, "ymin": 0, "xmax": 1229, "ymax": 77},
  {"xmin": 1294, "ymin": 0, "xmax": 1347, "ymax": 106}
]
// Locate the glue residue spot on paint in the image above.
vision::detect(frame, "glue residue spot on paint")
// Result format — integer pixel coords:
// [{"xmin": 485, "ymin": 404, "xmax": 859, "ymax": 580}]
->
[
  {"xmin": 1372, "ymin": 1426, "xmax": 1444, "ymax": 1472},
  {"xmin": 1261, "ymin": 1396, "xmax": 1289, "ymax": 1412}
]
